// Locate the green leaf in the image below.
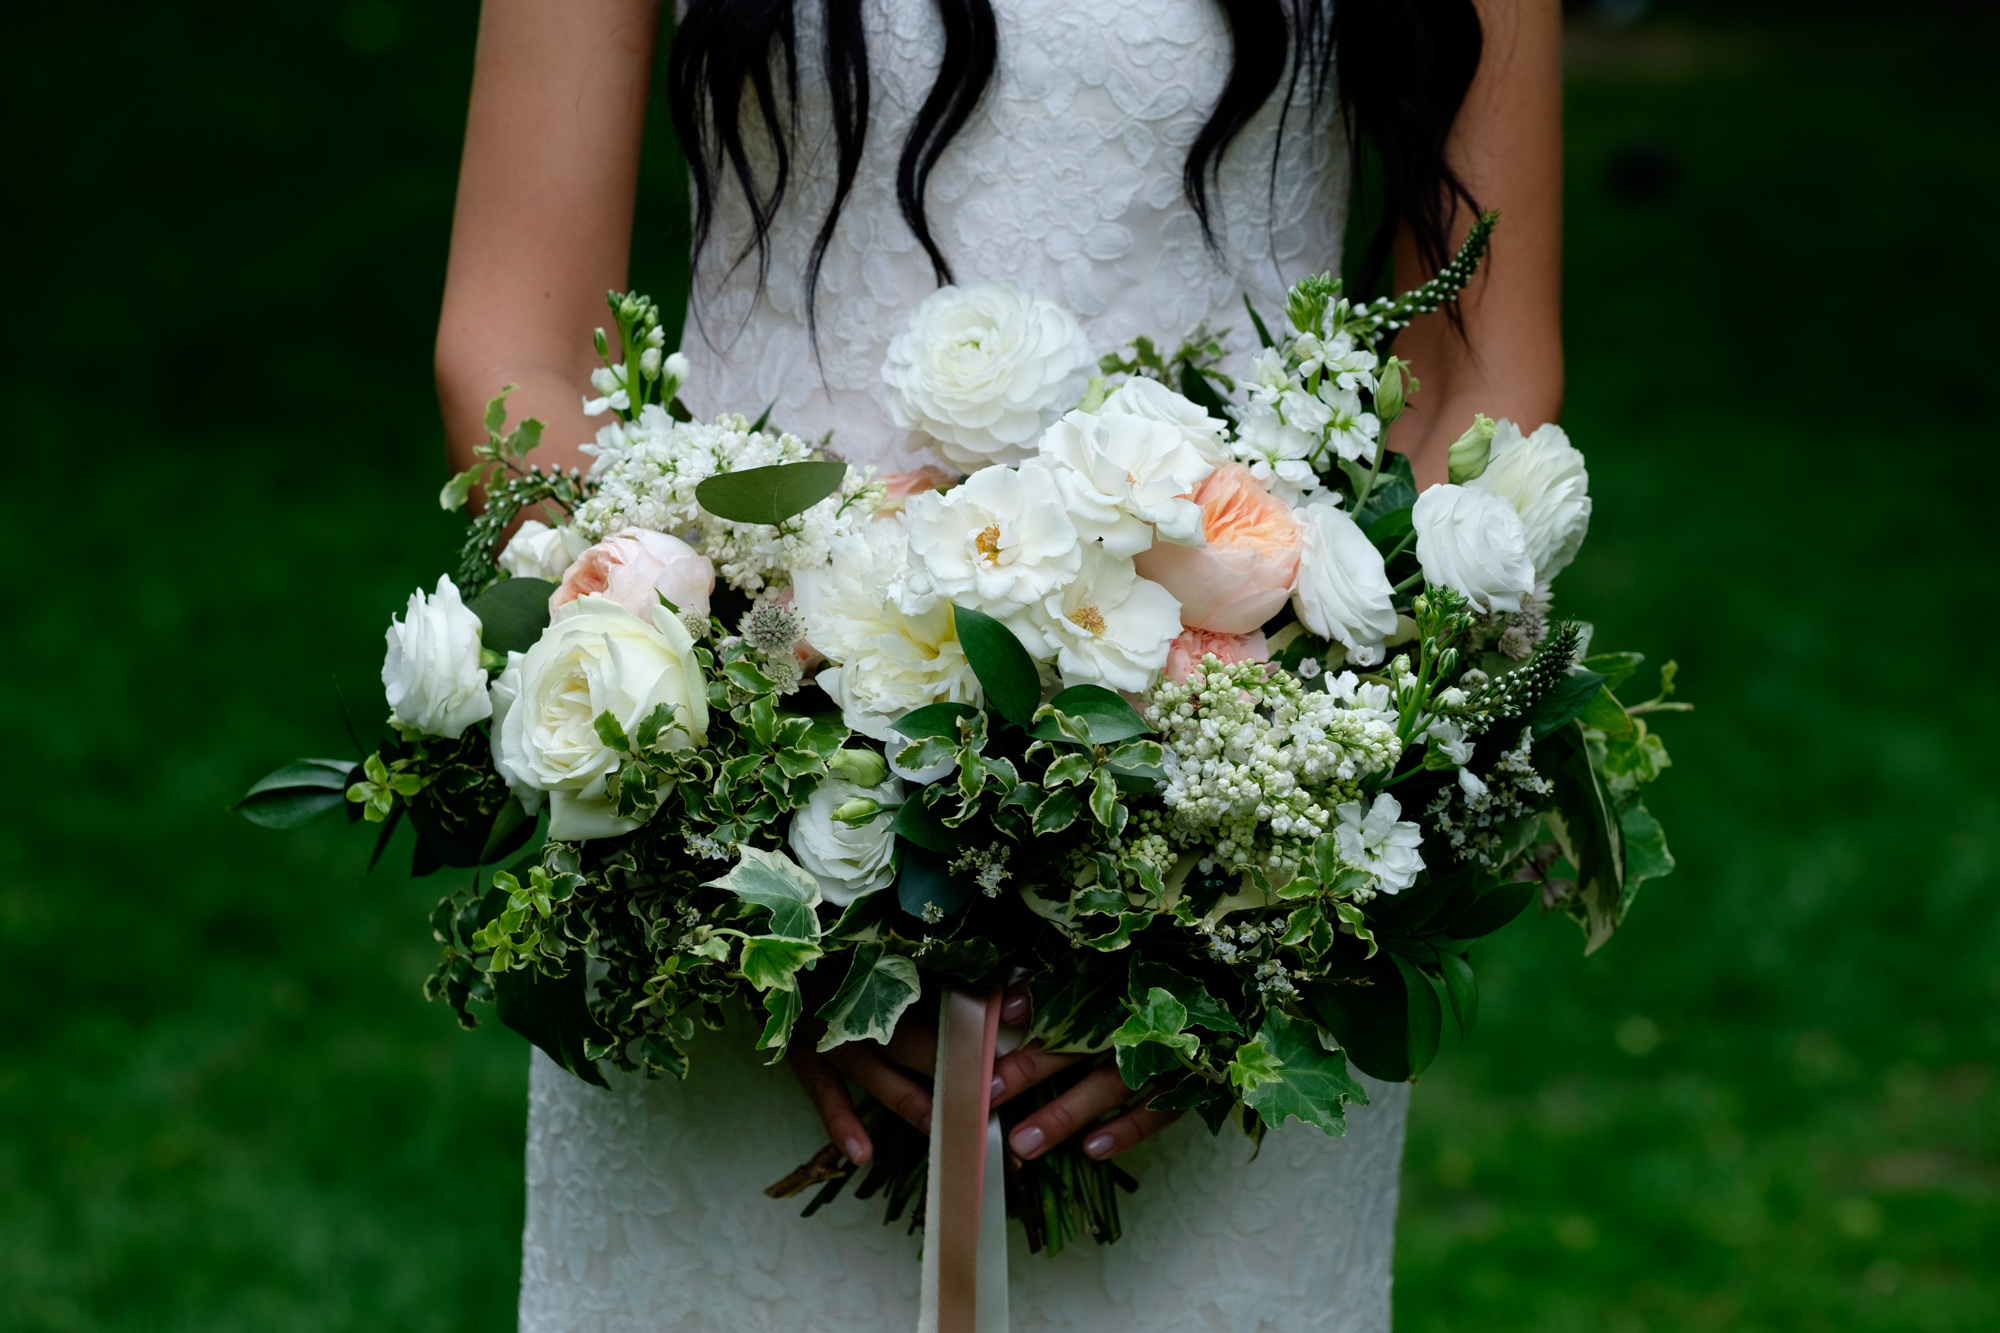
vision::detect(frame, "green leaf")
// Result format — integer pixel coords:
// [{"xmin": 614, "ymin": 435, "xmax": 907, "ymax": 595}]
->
[
  {"xmin": 694, "ymin": 460, "xmax": 848, "ymax": 526},
  {"xmin": 890, "ymin": 801, "xmax": 957, "ymax": 856},
  {"xmin": 1243, "ymin": 294, "xmax": 1276, "ymax": 349},
  {"xmin": 816, "ymin": 944, "xmax": 922, "ymax": 1051},
  {"xmin": 1042, "ymin": 752, "xmax": 1094, "ymax": 788},
  {"xmin": 951, "ymin": 603, "xmax": 1040, "ymax": 725},
  {"xmin": 1546, "ymin": 722, "xmax": 1626, "ymax": 953},
  {"xmin": 1583, "ymin": 651, "xmax": 1645, "ymax": 693},
  {"xmin": 896, "ymin": 841, "xmax": 974, "ymax": 920},
  {"xmin": 1089, "ymin": 767, "xmax": 1126, "ymax": 834},
  {"xmin": 1128, "ymin": 961, "xmax": 1243, "ymax": 1035},
  {"xmin": 233, "ymin": 758, "xmax": 356, "ymax": 828},
  {"xmin": 1032, "ymin": 787, "xmax": 1084, "ymax": 835},
  {"xmin": 705, "ymin": 845, "xmax": 824, "ymax": 941},
  {"xmin": 493, "ymin": 961, "xmax": 612, "ymax": 1089},
  {"xmin": 1031, "ymin": 684, "xmax": 1150, "ymax": 745},
  {"xmin": 757, "ymin": 983, "xmax": 803, "ymax": 1059},
  {"xmin": 738, "ymin": 936, "xmax": 823, "ymax": 991},
  {"xmin": 1524, "ymin": 667, "xmax": 1608, "ymax": 742},
  {"xmin": 438, "ymin": 468, "xmax": 478, "ymax": 513},
  {"xmin": 1235, "ymin": 1011, "xmax": 1367, "ymax": 1135},
  {"xmin": 1027, "ymin": 955, "xmax": 1128, "ymax": 1053},
  {"xmin": 892, "ymin": 701, "xmax": 978, "ymax": 739},
  {"xmin": 593, "ymin": 710, "xmax": 631, "ymax": 752},
  {"xmin": 1109, "ymin": 987, "xmax": 1200, "ymax": 1089},
  {"xmin": 1365, "ymin": 505, "xmax": 1414, "ymax": 553},
  {"xmin": 1619, "ymin": 800, "xmax": 1675, "ymax": 886},
  {"xmin": 1388, "ymin": 947, "xmax": 1446, "ymax": 1077},
  {"xmin": 1438, "ymin": 949, "xmax": 1478, "ymax": 1040},
  {"xmin": 723, "ymin": 659, "xmax": 777, "ymax": 695},
  {"xmin": 466, "ymin": 576, "xmax": 558, "ymax": 654},
  {"xmin": 1578, "ymin": 686, "xmax": 1636, "ymax": 739},
  {"xmin": 1433, "ymin": 879, "xmax": 1534, "ymax": 941}
]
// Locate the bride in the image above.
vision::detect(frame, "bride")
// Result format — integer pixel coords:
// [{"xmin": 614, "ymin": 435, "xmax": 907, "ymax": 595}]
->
[{"xmin": 437, "ymin": 0, "xmax": 1560, "ymax": 1326}]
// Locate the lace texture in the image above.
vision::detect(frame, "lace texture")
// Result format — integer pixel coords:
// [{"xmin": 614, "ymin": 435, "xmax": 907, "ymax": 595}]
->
[{"xmin": 522, "ymin": 2, "xmax": 1401, "ymax": 1326}]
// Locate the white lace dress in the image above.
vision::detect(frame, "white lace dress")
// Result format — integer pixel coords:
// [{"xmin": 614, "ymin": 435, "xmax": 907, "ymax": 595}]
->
[{"xmin": 520, "ymin": 1, "xmax": 1409, "ymax": 1328}]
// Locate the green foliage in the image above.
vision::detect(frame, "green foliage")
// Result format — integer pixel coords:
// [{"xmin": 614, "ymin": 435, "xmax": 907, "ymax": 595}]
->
[
  {"xmin": 705, "ymin": 846, "xmax": 823, "ymax": 942},
  {"xmin": 1233, "ymin": 1012, "xmax": 1367, "ymax": 1135},
  {"xmin": 950, "ymin": 603, "xmax": 1041, "ymax": 725},
  {"xmin": 465, "ymin": 576, "xmax": 556, "ymax": 654},
  {"xmin": 815, "ymin": 945, "xmax": 922, "ymax": 1051},
  {"xmin": 1109, "ymin": 987, "xmax": 1200, "ymax": 1087},
  {"xmin": 442, "ymin": 389, "xmax": 592, "ymax": 595},
  {"xmin": 693, "ymin": 460, "xmax": 848, "ymax": 526},
  {"xmin": 232, "ymin": 758, "xmax": 356, "ymax": 828}
]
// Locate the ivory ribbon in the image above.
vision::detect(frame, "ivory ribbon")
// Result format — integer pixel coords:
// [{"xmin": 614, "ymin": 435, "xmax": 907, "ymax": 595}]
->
[{"xmin": 917, "ymin": 987, "xmax": 1006, "ymax": 1333}]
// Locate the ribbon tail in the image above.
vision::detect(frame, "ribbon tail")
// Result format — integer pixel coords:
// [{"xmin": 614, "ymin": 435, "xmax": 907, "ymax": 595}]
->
[{"xmin": 917, "ymin": 987, "xmax": 1005, "ymax": 1333}]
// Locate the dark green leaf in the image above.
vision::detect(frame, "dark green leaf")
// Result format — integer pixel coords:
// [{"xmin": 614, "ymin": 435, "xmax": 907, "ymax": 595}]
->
[
  {"xmin": 1583, "ymin": 651, "xmax": 1645, "ymax": 693},
  {"xmin": 1437, "ymin": 949, "xmax": 1478, "ymax": 1040},
  {"xmin": 816, "ymin": 944, "xmax": 922, "ymax": 1050},
  {"xmin": 466, "ymin": 577, "xmax": 557, "ymax": 654},
  {"xmin": 1234, "ymin": 1011, "xmax": 1366, "ymax": 1135},
  {"xmin": 1433, "ymin": 879, "xmax": 1535, "ymax": 941},
  {"xmin": 1128, "ymin": 961, "xmax": 1242, "ymax": 1035},
  {"xmin": 1031, "ymin": 684, "xmax": 1150, "ymax": 745},
  {"xmin": 890, "ymin": 801, "xmax": 958, "ymax": 856},
  {"xmin": 896, "ymin": 842, "xmax": 974, "ymax": 920},
  {"xmin": 1243, "ymin": 294, "xmax": 1276, "ymax": 349},
  {"xmin": 892, "ymin": 701, "xmax": 978, "ymax": 739},
  {"xmin": 1524, "ymin": 668, "xmax": 1608, "ymax": 742},
  {"xmin": 234, "ymin": 757, "xmax": 358, "ymax": 828},
  {"xmin": 1547, "ymin": 722, "xmax": 1626, "ymax": 953},
  {"xmin": 593, "ymin": 711, "xmax": 631, "ymax": 752},
  {"xmin": 694, "ymin": 460, "xmax": 847, "ymax": 526},
  {"xmin": 952, "ymin": 603, "xmax": 1040, "ymax": 725},
  {"xmin": 1365, "ymin": 505, "xmax": 1414, "ymax": 553},
  {"xmin": 493, "ymin": 962, "xmax": 612, "ymax": 1088},
  {"xmin": 1032, "ymin": 787, "xmax": 1084, "ymax": 835}
]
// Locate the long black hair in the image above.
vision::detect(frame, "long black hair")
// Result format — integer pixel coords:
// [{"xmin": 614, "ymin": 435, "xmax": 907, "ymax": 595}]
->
[{"xmin": 667, "ymin": 0, "xmax": 1481, "ymax": 329}]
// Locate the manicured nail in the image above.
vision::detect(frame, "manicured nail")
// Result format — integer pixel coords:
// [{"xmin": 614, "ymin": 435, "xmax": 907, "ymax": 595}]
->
[
  {"xmin": 842, "ymin": 1136, "xmax": 869, "ymax": 1164},
  {"xmin": 991, "ymin": 1076, "xmax": 1006, "ymax": 1099},
  {"xmin": 1000, "ymin": 996, "xmax": 1029, "ymax": 1022},
  {"xmin": 1011, "ymin": 1125, "xmax": 1046, "ymax": 1157},
  {"xmin": 1083, "ymin": 1132, "xmax": 1115, "ymax": 1159}
]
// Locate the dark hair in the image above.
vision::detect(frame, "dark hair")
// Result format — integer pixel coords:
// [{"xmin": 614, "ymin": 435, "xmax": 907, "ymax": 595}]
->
[{"xmin": 667, "ymin": 0, "xmax": 1482, "ymax": 328}]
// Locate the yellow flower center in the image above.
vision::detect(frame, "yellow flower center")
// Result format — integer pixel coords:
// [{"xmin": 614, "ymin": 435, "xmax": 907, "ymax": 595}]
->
[
  {"xmin": 1068, "ymin": 605, "xmax": 1107, "ymax": 635},
  {"xmin": 974, "ymin": 523, "xmax": 1002, "ymax": 563}
]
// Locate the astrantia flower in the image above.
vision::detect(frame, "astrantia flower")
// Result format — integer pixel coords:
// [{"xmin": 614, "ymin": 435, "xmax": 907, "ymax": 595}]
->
[
  {"xmin": 1036, "ymin": 408, "xmax": 1213, "ymax": 556},
  {"xmin": 381, "ymin": 575, "xmax": 491, "ymax": 739},
  {"xmin": 902, "ymin": 464, "xmax": 1082, "ymax": 617},
  {"xmin": 1334, "ymin": 792, "xmax": 1426, "ymax": 894},
  {"xmin": 1412, "ymin": 483, "xmax": 1536, "ymax": 614},
  {"xmin": 1467, "ymin": 420, "xmax": 1592, "ymax": 583},
  {"xmin": 1291, "ymin": 503, "xmax": 1397, "ymax": 666},
  {"xmin": 1023, "ymin": 545, "xmax": 1182, "ymax": 692}
]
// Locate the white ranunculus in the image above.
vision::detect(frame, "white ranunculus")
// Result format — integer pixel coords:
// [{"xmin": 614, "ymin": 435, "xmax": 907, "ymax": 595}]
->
[
  {"xmin": 1291, "ymin": 503, "xmax": 1397, "ymax": 666},
  {"xmin": 1467, "ymin": 420, "xmax": 1592, "ymax": 583},
  {"xmin": 1025, "ymin": 544, "xmax": 1182, "ymax": 693},
  {"xmin": 1037, "ymin": 409, "xmax": 1213, "ymax": 556},
  {"xmin": 794, "ymin": 519, "xmax": 982, "ymax": 743},
  {"xmin": 486, "ymin": 650, "xmax": 543, "ymax": 816},
  {"xmin": 1412, "ymin": 484, "xmax": 1536, "ymax": 614},
  {"xmin": 1334, "ymin": 792, "xmax": 1425, "ymax": 895},
  {"xmin": 497, "ymin": 520, "xmax": 592, "ymax": 583},
  {"xmin": 882, "ymin": 283, "xmax": 1097, "ymax": 469},
  {"xmin": 787, "ymin": 776, "xmax": 906, "ymax": 904},
  {"xmin": 1096, "ymin": 376, "xmax": 1232, "ymax": 468},
  {"xmin": 902, "ymin": 463, "xmax": 1082, "ymax": 617},
  {"xmin": 495, "ymin": 594, "xmax": 709, "ymax": 841},
  {"xmin": 382, "ymin": 575, "xmax": 492, "ymax": 738}
]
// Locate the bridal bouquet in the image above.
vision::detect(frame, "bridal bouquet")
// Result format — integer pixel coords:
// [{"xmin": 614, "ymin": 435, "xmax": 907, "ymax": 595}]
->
[{"xmin": 240, "ymin": 215, "xmax": 1684, "ymax": 1258}]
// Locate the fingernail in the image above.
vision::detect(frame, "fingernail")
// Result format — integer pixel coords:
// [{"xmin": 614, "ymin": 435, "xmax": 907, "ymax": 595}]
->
[
  {"xmin": 991, "ymin": 1076, "xmax": 1006, "ymax": 1099},
  {"xmin": 1083, "ymin": 1132, "xmax": 1115, "ymax": 1159},
  {"xmin": 1011, "ymin": 1125, "xmax": 1045, "ymax": 1157},
  {"xmin": 1000, "ymin": 996, "xmax": 1029, "ymax": 1022},
  {"xmin": 842, "ymin": 1136, "xmax": 869, "ymax": 1164}
]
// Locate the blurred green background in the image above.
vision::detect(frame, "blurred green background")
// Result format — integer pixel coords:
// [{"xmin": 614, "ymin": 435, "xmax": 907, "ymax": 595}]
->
[{"xmin": 2, "ymin": 2, "xmax": 1995, "ymax": 1329}]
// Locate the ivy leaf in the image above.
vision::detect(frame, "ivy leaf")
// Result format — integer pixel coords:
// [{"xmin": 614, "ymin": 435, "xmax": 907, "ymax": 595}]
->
[
  {"xmin": 1128, "ymin": 961, "xmax": 1242, "ymax": 1035},
  {"xmin": 1619, "ymin": 799, "xmax": 1675, "ymax": 887},
  {"xmin": 1583, "ymin": 651, "xmax": 1645, "ymax": 693},
  {"xmin": 1109, "ymin": 987, "xmax": 1200, "ymax": 1089},
  {"xmin": 1234, "ymin": 1011, "xmax": 1366, "ymax": 1135},
  {"xmin": 952, "ymin": 603, "xmax": 1040, "ymax": 725},
  {"xmin": 816, "ymin": 944, "xmax": 922, "ymax": 1051},
  {"xmin": 1030, "ymin": 684, "xmax": 1150, "ymax": 745},
  {"xmin": 694, "ymin": 460, "xmax": 847, "ymax": 526},
  {"xmin": 756, "ymin": 983, "xmax": 803, "ymax": 1061},
  {"xmin": 705, "ymin": 845, "xmax": 824, "ymax": 941},
  {"xmin": 466, "ymin": 576, "xmax": 557, "ymax": 654},
  {"xmin": 738, "ymin": 936, "xmax": 823, "ymax": 991}
]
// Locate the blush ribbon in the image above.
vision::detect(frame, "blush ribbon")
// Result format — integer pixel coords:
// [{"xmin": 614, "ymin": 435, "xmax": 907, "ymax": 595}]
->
[{"xmin": 917, "ymin": 987, "xmax": 1008, "ymax": 1333}]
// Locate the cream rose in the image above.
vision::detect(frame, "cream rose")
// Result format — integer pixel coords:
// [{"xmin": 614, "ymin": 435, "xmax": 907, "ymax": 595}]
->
[
  {"xmin": 1021, "ymin": 545, "xmax": 1182, "ymax": 692},
  {"xmin": 1163, "ymin": 627, "xmax": 1268, "ymax": 685},
  {"xmin": 1466, "ymin": 420, "xmax": 1592, "ymax": 583},
  {"xmin": 902, "ymin": 463, "xmax": 1082, "ymax": 617},
  {"xmin": 882, "ymin": 283, "xmax": 1097, "ymax": 469},
  {"xmin": 1037, "ymin": 408, "xmax": 1213, "ymax": 556},
  {"xmin": 1412, "ymin": 484, "xmax": 1536, "ymax": 614},
  {"xmin": 381, "ymin": 575, "xmax": 492, "ymax": 739},
  {"xmin": 1132, "ymin": 463, "xmax": 1301, "ymax": 634},
  {"xmin": 497, "ymin": 519, "xmax": 591, "ymax": 583},
  {"xmin": 495, "ymin": 594, "xmax": 709, "ymax": 841},
  {"xmin": 551, "ymin": 527, "xmax": 714, "ymax": 627},
  {"xmin": 1096, "ymin": 375, "xmax": 1232, "ymax": 468},
  {"xmin": 787, "ymin": 776, "xmax": 906, "ymax": 904},
  {"xmin": 1291, "ymin": 503, "xmax": 1397, "ymax": 666}
]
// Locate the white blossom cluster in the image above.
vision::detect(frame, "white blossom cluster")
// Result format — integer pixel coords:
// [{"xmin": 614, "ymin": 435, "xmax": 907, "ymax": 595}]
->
[
  {"xmin": 1423, "ymin": 727, "xmax": 1555, "ymax": 867},
  {"xmin": 949, "ymin": 843, "xmax": 1013, "ymax": 897},
  {"xmin": 572, "ymin": 408, "xmax": 884, "ymax": 593},
  {"xmin": 1232, "ymin": 330, "xmax": 1381, "ymax": 503},
  {"xmin": 1146, "ymin": 655, "xmax": 1402, "ymax": 875}
]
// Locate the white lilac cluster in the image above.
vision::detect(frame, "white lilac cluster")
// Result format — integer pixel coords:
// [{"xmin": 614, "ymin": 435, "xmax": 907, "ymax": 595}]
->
[
  {"xmin": 572, "ymin": 408, "xmax": 884, "ymax": 593},
  {"xmin": 948, "ymin": 843, "xmax": 1013, "ymax": 897},
  {"xmin": 1233, "ymin": 329, "xmax": 1381, "ymax": 503},
  {"xmin": 1146, "ymin": 656, "xmax": 1404, "ymax": 878},
  {"xmin": 1423, "ymin": 727, "xmax": 1554, "ymax": 868}
]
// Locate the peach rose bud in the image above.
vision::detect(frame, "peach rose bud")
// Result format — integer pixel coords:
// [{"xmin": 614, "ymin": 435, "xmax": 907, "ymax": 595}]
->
[
  {"xmin": 550, "ymin": 528, "xmax": 715, "ymax": 628},
  {"xmin": 875, "ymin": 464, "xmax": 963, "ymax": 515},
  {"xmin": 1132, "ymin": 463, "xmax": 1301, "ymax": 634},
  {"xmin": 1163, "ymin": 627, "xmax": 1270, "ymax": 684}
]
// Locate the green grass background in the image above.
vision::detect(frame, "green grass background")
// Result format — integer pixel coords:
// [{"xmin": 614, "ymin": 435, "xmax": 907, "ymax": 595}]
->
[{"xmin": 1, "ymin": 3, "xmax": 1994, "ymax": 1329}]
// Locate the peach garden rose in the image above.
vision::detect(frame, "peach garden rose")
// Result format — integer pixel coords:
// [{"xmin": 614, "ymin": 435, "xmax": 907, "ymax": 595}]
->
[
  {"xmin": 1132, "ymin": 463, "xmax": 1302, "ymax": 634},
  {"xmin": 550, "ymin": 527, "xmax": 715, "ymax": 628}
]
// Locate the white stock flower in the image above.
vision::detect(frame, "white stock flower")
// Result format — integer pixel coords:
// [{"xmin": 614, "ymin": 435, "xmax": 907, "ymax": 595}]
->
[
  {"xmin": 882, "ymin": 283, "xmax": 1097, "ymax": 469},
  {"xmin": 902, "ymin": 464, "xmax": 1081, "ymax": 616},
  {"xmin": 495, "ymin": 594, "xmax": 709, "ymax": 841},
  {"xmin": 382, "ymin": 575, "xmax": 492, "ymax": 738},
  {"xmin": 497, "ymin": 520, "xmax": 591, "ymax": 583},
  {"xmin": 1037, "ymin": 409, "xmax": 1213, "ymax": 556},
  {"xmin": 1291, "ymin": 503, "xmax": 1396, "ymax": 666},
  {"xmin": 1096, "ymin": 376, "xmax": 1232, "ymax": 467},
  {"xmin": 794, "ymin": 520, "xmax": 981, "ymax": 743},
  {"xmin": 1412, "ymin": 483, "xmax": 1536, "ymax": 614},
  {"xmin": 1022, "ymin": 545, "xmax": 1182, "ymax": 692},
  {"xmin": 1334, "ymin": 792, "xmax": 1426, "ymax": 895},
  {"xmin": 1316, "ymin": 382, "xmax": 1381, "ymax": 464},
  {"xmin": 1467, "ymin": 420, "xmax": 1593, "ymax": 583},
  {"xmin": 788, "ymin": 776, "xmax": 905, "ymax": 904}
]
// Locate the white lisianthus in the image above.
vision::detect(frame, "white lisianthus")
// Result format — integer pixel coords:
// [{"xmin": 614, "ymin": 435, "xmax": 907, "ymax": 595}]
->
[
  {"xmin": 1412, "ymin": 483, "xmax": 1536, "ymax": 614},
  {"xmin": 1036, "ymin": 409, "xmax": 1213, "ymax": 556},
  {"xmin": 497, "ymin": 520, "xmax": 592, "ymax": 583},
  {"xmin": 382, "ymin": 575, "xmax": 492, "ymax": 739},
  {"xmin": 1291, "ymin": 503, "xmax": 1397, "ymax": 666},
  {"xmin": 1096, "ymin": 375, "xmax": 1232, "ymax": 467},
  {"xmin": 1021, "ymin": 545, "xmax": 1182, "ymax": 692},
  {"xmin": 787, "ymin": 776, "xmax": 906, "ymax": 904},
  {"xmin": 794, "ymin": 519, "xmax": 982, "ymax": 742},
  {"xmin": 486, "ymin": 650, "xmax": 542, "ymax": 816},
  {"xmin": 1466, "ymin": 420, "xmax": 1592, "ymax": 583},
  {"xmin": 902, "ymin": 463, "xmax": 1081, "ymax": 617},
  {"xmin": 882, "ymin": 283, "xmax": 1097, "ymax": 469},
  {"xmin": 495, "ymin": 594, "xmax": 709, "ymax": 841},
  {"xmin": 1334, "ymin": 792, "xmax": 1426, "ymax": 895}
]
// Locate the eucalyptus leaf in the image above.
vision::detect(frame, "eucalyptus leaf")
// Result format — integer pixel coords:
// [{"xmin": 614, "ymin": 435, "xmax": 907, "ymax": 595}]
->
[
  {"xmin": 233, "ymin": 758, "xmax": 358, "ymax": 828},
  {"xmin": 695, "ymin": 460, "xmax": 847, "ymax": 526}
]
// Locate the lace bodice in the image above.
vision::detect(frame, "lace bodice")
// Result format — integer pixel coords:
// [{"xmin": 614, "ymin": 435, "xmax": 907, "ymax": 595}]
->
[{"xmin": 678, "ymin": 0, "xmax": 1351, "ymax": 473}]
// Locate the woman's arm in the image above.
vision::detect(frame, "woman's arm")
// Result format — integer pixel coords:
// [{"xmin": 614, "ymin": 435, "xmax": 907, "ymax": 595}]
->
[
  {"xmin": 435, "ymin": 0, "xmax": 663, "ymax": 478},
  {"xmin": 1387, "ymin": 0, "xmax": 1563, "ymax": 488}
]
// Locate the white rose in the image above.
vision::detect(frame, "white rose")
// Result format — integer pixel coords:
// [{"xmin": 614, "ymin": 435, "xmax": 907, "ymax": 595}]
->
[
  {"xmin": 1096, "ymin": 375, "xmax": 1232, "ymax": 467},
  {"xmin": 1467, "ymin": 420, "xmax": 1592, "ymax": 582},
  {"xmin": 1021, "ymin": 544, "xmax": 1182, "ymax": 693},
  {"xmin": 788, "ymin": 776, "xmax": 906, "ymax": 904},
  {"xmin": 382, "ymin": 575, "xmax": 492, "ymax": 738},
  {"xmin": 495, "ymin": 594, "xmax": 709, "ymax": 841},
  {"xmin": 902, "ymin": 463, "xmax": 1082, "ymax": 617},
  {"xmin": 1037, "ymin": 408, "xmax": 1213, "ymax": 556},
  {"xmin": 1334, "ymin": 792, "xmax": 1425, "ymax": 895},
  {"xmin": 794, "ymin": 519, "xmax": 981, "ymax": 743},
  {"xmin": 882, "ymin": 283, "xmax": 1097, "ymax": 469},
  {"xmin": 486, "ymin": 650, "xmax": 543, "ymax": 815},
  {"xmin": 1291, "ymin": 504, "xmax": 1397, "ymax": 666},
  {"xmin": 1412, "ymin": 483, "xmax": 1536, "ymax": 614},
  {"xmin": 497, "ymin": 520, "xmax": 591, "ymax": 583}
]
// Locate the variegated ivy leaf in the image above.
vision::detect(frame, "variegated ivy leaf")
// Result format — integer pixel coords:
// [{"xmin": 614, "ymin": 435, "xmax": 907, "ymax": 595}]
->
[
  {"xmin": 1106, "ymin": 739, "xmax": 1165, "ymax": 769},
  {"xmin": 1110, "ymin": 987, "xmax": 1200, "ymax": 1088},
  {"xmin": 1074, "ymin": 909, "xmax": 1150, "ymax": 951},
  {"xmin": 737, "ymin": 936, "xmax": 823, "ymax": 991},
  {"xmin": 1231, "ymin": 1012, "xmax": 1367, "ymax": 1136},
  {"xmin": 705, "ymin": 845, "xmax": 823, "ymax": 941},
  {"xmin": 757, "ymin": 984, "xmax": 803, "ymax": 1062},
  {"xmin": 816, "ymin": 944, "xmax": 922, "ymax": 1052}
]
